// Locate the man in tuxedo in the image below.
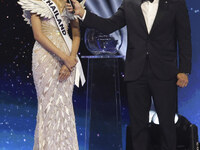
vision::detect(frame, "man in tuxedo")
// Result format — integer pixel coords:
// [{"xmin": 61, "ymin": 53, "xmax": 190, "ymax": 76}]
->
[{"xmin": 67, "ymin": 0, "xmax": 192, "ymax": 149}]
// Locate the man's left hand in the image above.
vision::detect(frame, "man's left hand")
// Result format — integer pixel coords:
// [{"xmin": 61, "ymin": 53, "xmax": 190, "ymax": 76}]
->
[
  {"xmin": 66, "ymin": 0, "xmax": 85, "ymax": 17},
  {"xmin": 176, "ymin": 73, "xmax": 189, "ymax": 88}
]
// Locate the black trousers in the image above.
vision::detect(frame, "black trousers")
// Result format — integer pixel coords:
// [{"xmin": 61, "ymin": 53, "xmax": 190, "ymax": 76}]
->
[{"xmin": 126, "ymin": 57, "xmax": 177, "ymax": 150}]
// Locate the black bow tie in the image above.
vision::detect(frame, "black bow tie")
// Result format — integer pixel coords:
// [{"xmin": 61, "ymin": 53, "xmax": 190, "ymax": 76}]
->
[{"xmin": 142, "ymin": 0, "xmax": 154, "ymax": 3}]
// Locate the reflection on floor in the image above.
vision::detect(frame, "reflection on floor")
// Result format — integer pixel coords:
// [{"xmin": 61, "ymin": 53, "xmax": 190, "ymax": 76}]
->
[{"xmin": 0, "ymin": 95, "xmax": 128, "ymax": 150}]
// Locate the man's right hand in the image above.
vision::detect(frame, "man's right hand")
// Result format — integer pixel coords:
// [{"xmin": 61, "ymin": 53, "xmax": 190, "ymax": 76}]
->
[{"xmin": 66, "ymin": 0, "xmax": 85, "ymax": 18}]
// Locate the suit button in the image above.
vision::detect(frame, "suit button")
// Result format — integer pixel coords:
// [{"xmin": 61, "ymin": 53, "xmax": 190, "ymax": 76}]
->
[{"xmin": 146, "ymin": 52, "xmax": 149, "ymax": 55}]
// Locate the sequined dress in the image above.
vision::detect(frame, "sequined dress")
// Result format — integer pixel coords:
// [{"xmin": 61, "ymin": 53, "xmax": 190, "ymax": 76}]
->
[{"xmin": 18, "ymin": 0, "xmax": 79, "ymax": 149}]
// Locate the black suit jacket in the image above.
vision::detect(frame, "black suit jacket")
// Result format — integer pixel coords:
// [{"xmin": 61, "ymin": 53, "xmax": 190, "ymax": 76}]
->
[{"xmin": 82, "ymin": 0, "xmax": 192, "ymax": 81}]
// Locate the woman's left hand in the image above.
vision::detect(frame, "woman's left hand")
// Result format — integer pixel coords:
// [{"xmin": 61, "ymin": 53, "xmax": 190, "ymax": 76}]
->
[
  {"xmin": 63, "ymin": 55, "xmax": 77, "ymax": 71},
  {"xmin": 59, "ymin": 65, "xmax": 71, "ymax": 82}
]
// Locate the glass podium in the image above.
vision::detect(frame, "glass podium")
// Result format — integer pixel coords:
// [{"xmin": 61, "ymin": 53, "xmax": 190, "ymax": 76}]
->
[{"xmin": 82, "ymin": 55, "xmax": 124, "ymax": 150}]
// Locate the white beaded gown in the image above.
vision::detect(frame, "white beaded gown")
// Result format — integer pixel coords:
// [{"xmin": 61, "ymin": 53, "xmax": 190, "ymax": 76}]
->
[{"xmin": 18, "ymin": 0, "xmax": 80, "ymax": 149}]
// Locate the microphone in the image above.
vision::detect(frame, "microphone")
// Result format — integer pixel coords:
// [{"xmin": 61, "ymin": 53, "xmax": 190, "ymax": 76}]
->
[{"xmin": 67, "ymin": 0, "xmax": 75, "ymax": 14}]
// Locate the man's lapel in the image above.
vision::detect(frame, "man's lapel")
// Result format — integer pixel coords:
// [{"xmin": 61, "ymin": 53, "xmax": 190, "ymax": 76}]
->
[
  {"xmin": 133, "ymin": 0, "xmax": 168, "ymax": 35},
  {"xmin": 150, "ymin": 0, "xmax": 168, "ymax": 35},
  {"xmin": 133, "ymin": 0, "xmax": 148, "ymax": 34}
]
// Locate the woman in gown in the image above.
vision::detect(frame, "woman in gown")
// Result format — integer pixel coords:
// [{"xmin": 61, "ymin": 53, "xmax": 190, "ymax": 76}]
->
[{"xmin": 18, "ymin": 0, "xmax": 84, "ymax": 149}]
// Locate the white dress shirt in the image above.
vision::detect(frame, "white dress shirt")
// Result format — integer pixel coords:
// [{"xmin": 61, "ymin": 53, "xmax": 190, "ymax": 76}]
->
[
  {"xmin": 81, "ymin": 0, "xmax": 159, "ymax": 34},
  {"xmin": 141, "ymin": 0, "xmax": 159, "ymax": 33}
]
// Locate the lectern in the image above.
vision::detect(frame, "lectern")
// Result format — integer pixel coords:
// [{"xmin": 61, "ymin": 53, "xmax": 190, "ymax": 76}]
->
[{"xmin": 82, "ymin": 55, "xmax": 124, "ymax": 150}]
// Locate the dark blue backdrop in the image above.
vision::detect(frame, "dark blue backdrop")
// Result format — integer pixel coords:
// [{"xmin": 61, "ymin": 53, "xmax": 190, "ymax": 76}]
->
[{"xmin": 0, "ymin": 0, "xmax": 199, "ymax": 149}]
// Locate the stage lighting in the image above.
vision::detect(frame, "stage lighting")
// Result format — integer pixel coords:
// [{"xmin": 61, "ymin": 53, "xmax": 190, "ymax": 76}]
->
[
  {"xmin": 126, "ymin": 114, "xmax": 199, "ymax": 150},
  {"xmin": 149, "ymin": 110, "xmax": 156, "ymax": 123},
  {"xmin": 152, "ymin": 113, "xmax": 179, "ymax": 125}
]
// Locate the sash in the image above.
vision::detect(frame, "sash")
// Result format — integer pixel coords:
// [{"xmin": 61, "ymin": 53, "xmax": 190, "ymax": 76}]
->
[{"xmin": 42, "ymin": 0, "xmax": 85, "ymax": 87}]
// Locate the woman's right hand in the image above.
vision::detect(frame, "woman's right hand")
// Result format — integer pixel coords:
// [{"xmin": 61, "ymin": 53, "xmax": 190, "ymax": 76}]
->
[
  {"xmin": 59, "ymin": 65, "xmax": 71, "ymax": 82},
  {"xmin": 63, "ymin": 55, "xmax": 78, "ymax": 71}
]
